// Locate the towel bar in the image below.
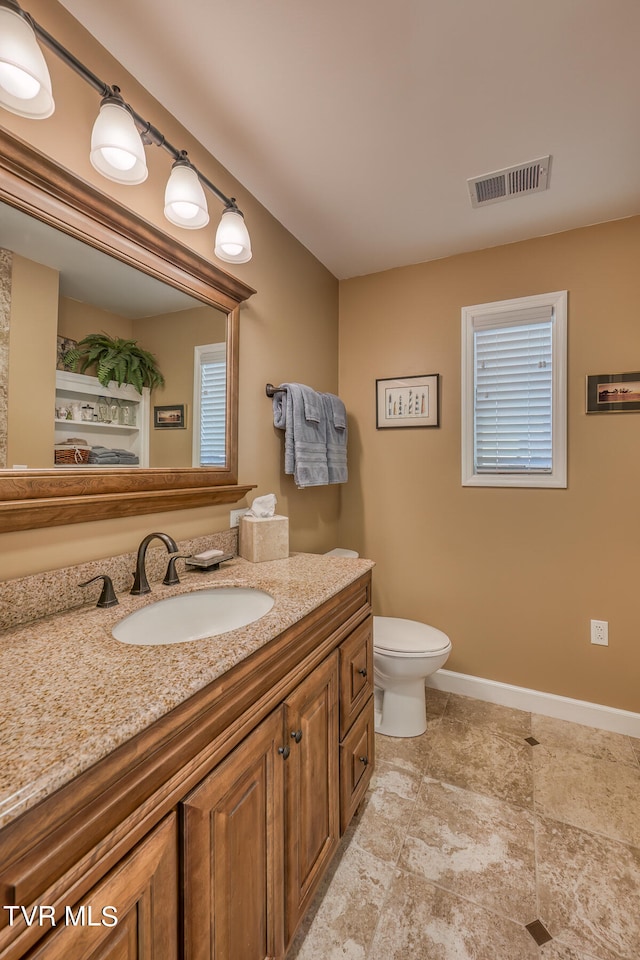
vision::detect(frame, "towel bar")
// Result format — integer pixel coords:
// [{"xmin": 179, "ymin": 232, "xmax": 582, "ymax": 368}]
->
[{"xmin": 266, "ymin": 383, "xmax": 284, "ymax": 397}]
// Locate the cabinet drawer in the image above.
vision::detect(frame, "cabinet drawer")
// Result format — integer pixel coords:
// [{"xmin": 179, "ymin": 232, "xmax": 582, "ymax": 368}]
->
[
  {"xmin": 338, "ymin": 617, "xmax": 373, "ymax": 738},
  {"xmin": 339, "ymin": 697, "xmax": 374, "ymax": 835}
]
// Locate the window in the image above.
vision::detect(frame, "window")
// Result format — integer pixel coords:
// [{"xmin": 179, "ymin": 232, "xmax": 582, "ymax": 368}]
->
[
  {"xmin": 193, "ymin": 342, "xmax": 226, "ymax": 467},
  {"xmin": 461, "ymin": 291, "xmax": 567, "ymax": 488}
]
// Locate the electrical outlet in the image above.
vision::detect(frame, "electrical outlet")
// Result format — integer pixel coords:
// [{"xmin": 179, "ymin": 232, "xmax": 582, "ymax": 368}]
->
[
  {"xmin": 230, "ymin": 508, "xmax": 249, "ymax": 528},
  {"xmin": 590, "ymin": 619, "xmax": 608, "ymax": 646}
]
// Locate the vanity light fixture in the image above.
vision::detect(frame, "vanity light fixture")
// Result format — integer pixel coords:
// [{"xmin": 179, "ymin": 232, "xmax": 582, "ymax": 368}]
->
[
  {"xmin": 90, "ymin": 89, "xmax": 148, "ymax": 184},
  {"xmin": 215, "ymin": 207, "xmax": 252, "ymax": 264},
  {"xmin": 0, "ymin": 1, "xmax": 53, "ymax": 117},
  {"xmin": 164, "ymin": 153, "xmax": 210, "ymax": 229},
  {"xmin": 0, "ymin": 0, "xmax": 253, "ymax": 264}
]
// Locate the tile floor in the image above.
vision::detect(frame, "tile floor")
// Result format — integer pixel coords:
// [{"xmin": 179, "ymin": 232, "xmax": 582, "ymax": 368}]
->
[{"xmin": 286, "ymin": 689, "xmax": 640, "ymax": 960}]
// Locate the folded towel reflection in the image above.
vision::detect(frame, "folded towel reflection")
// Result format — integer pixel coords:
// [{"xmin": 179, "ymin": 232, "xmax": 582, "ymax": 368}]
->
[
  {"xmin": 89, "ymin": 445, "xmax": 139, "ymax": 465},
  {"xmin": 272, "ymin": 382, "xmax": 347, "ymax": 488}
]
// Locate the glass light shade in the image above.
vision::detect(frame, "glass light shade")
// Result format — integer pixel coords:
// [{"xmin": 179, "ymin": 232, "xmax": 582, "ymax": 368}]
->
[
  {"xmin": 164, "ymin": 163, "xmax": 209, "ymax": 228},
  {"xmin": 90, "ymin": 100, "xmax": 148, "ymax": 184},
  {"xmin": 0, "ymin": 7, "xmax": 54, "ymax": 119},
  {"xmin": 214, "ymin": 209, "xmax": 252, "ymax": 264}
]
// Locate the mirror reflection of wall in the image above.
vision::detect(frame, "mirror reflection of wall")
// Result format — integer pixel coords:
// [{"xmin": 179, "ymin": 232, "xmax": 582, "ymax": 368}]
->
[
  {"xmin": 0, "ymin": 202, "xmax": 229, "ymax": 470},
  {"xmin": 6, "ymin": 250, "xmax": 59, "ymax": 469},
  {"xmin": 135, "ymin": 306, "xmax": 226, "ymax": 468}
]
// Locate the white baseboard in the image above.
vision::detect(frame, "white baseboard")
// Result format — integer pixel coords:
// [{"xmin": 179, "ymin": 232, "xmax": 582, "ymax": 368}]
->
[{"xmin": 426, "ymin": 669, "xmax": 640, "ymax": 738}]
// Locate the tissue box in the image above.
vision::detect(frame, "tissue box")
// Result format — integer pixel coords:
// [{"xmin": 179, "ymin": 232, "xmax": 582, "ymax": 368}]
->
[{"xmin": 239, "ymin": 515, "xmax": 289, "ymax": 563}]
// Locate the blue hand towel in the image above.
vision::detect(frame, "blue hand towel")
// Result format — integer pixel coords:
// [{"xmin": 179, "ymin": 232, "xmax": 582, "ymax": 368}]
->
[
  {"xmin": 299, "ymin": 384, "xmax": 322, "ymax": 423},
  {"xmin": 322, "ymin": 393, "xmax": 348, "ymax": 484},
  {"xmin": 273, "ymin": 383, "xmax": 328, "ymax": 487},
  {"xmin": 324, "ymin": 392, "xmax": 347, "ymax": 430}
]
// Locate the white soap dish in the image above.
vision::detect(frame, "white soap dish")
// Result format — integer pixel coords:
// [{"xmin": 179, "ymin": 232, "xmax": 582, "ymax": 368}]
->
[{"xmin": 185, "ymin": 552, "xmax": 235, "ymax": 571}]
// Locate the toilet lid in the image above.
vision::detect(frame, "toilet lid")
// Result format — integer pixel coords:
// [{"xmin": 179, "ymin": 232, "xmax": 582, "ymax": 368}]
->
[{"xmin": 374, "ymin": 616, "xmax": 451, "ymax": 656}]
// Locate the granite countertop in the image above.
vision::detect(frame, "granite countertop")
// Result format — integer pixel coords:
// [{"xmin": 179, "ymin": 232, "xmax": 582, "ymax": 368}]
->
[{"xmin": 0, "ymin": 553, "xmax": 374, "ymax": 830}]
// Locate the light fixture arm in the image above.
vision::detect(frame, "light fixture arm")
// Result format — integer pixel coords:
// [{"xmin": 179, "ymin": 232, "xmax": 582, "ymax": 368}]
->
[
  {"xmin": 132, "ymin": 118, "xmax": 236, "ymax": 209},
  {"xmin": 135, "ymin": 119, "xmax": 235, "ymax": 208},
  {"xmin": 5, "ymin": 0, "xmax": 241, "ymax": 212}
]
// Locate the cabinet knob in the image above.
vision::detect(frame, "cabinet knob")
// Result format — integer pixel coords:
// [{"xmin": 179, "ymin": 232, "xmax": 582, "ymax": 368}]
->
[
  {"xmin": 357, "ymin": 667, "xmax": 367, "ymax": 678},
  {"xmin": 278, "ymin": 745, "xmax": 291, "ymax": 760},
  {"xmin": 359, "ymin": 755, "xmax": 369, "ymax": 767},
  {"xmin": 291, "ymin": 729, "xmax": 303, "ymax": 744}
]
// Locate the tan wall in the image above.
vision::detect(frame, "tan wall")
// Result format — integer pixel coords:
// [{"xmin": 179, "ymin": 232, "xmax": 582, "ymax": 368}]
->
[
  {"xmin": 7, "ymin": 255, "xmax": 58, "ymax": 468},
  {"xmin": 58, "ymin": 297, "xmax": 133, "ymax": 343},
  {"xmin": 338, "ymin": 217, "xmax": 640, "ymax": 712},
  {"xmin": 0, "ymin": 0, "xmax": 339, "ymax": 578}
]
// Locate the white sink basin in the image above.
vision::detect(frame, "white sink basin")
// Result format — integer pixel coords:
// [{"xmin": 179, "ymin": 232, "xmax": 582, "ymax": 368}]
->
[{"xmin": 112, "ymin": 587, "xmax": 275, "ymax": 646}]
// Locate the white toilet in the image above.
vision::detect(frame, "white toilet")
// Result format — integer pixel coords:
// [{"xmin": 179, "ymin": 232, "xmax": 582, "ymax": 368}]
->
[
  {"xmin": 324, "ymin": 549, "xmax": 452, "ymax": 738},
  {"xmin": 373, "ymin": 616, "xmax": 451, "ymax": 737}
]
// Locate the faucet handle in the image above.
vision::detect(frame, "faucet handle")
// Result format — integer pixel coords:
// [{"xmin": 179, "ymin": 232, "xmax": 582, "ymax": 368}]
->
[
  {"xmin": 79, "ymin": 575, "xmax": 119, "ymax": 608},
  {"xmin": 163, "ymin": 555, "xmax": 191, "ymax": 586}
]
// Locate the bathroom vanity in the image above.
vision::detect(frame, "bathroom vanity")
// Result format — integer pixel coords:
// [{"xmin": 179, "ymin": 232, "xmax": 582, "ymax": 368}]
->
[{"xmin": 0, "ymin": 555, "xmax": 374, "ymax": 960}]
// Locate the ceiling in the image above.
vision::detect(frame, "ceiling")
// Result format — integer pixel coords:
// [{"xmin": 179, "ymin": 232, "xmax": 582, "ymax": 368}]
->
[{"xmin": 57, "ymin": 0, "xmax": 640, "ymax": 280}]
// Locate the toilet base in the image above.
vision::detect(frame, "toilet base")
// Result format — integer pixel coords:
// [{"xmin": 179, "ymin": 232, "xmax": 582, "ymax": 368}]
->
[{"xmin": 374, "ymin": 679, "xmax": 427, "ymax": 738}]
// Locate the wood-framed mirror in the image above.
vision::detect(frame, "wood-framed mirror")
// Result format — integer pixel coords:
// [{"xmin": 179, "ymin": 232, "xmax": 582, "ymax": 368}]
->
[{"xmin": 0, "ymin": 128, "xmax": 256, "ymax": 533}]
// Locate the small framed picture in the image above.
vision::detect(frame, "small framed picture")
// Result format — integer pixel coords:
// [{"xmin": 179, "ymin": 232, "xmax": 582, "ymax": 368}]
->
[
  {"xmin": 56, "ymin": 336, "xmax": 77, "ymax": 370},
  {"xmin": 154, "ymin": 404, "xmax": 186, "ymax": 429},
  {"xmin": 586, "ymin": 372, "xmax": 640, "ymax": 413},
  {"xmin": 376, "ymin": 374, "xmax": 440, "ymax": 428}
]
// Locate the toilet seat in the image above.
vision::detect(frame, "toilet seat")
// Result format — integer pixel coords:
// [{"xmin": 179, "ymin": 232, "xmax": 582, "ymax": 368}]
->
[{"xmin": 374, "ymin": 616, "xmax": 451, "ymax": 658}]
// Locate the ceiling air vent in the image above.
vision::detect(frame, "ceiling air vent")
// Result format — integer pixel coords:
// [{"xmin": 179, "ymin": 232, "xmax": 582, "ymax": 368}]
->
[{"xmin": 468, "ymin": 156, "xmax": 551, "ymax": 209}]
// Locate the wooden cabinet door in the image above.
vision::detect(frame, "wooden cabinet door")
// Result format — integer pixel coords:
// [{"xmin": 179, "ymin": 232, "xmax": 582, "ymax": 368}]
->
[
  {"xmin": 339, "ymin": 696, "xmax": 375, "ymax": 833},
  {"xmin": 25, "ymin": 814, "xmax": 178, "ymax": 960},
  {"xmin": 283, "ymin": 652, "xmax": 339, "ymax": 945},
  {"xmin": 338, "ymin": 617, "xmax": 373, "ymax": 738},
  {"xmin": 182, "ymin": 708, "xmax": 286, "ymax": 960}
]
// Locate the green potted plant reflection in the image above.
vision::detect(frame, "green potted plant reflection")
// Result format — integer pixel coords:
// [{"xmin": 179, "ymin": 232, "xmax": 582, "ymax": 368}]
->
[{"xmin": 64, "ymin": 333, "xmax": 165, "ymax": 394}]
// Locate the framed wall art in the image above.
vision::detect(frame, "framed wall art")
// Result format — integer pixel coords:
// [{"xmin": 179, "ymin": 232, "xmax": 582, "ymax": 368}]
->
[
  {"xmin": 586, "ymin": 371, "xmax": 640, "ymax": 414},
  {"xmin": 154, "ymin": 404, "xmax": 186, "ymax": 429},
  {"xmin": 376, "ymin": 374, "xmax": 440, "ymax": 428}
]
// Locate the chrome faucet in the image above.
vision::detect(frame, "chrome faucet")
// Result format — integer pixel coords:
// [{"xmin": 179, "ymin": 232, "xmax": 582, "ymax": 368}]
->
[{"xmin": 131, "ymin": 532, "xmax": 178, "ymax": 595}]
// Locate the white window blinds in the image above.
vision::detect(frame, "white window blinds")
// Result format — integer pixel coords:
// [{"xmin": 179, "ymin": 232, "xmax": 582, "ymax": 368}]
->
[
  {"xmin": 193, "ymin": 343, "xmax": 226, "ymax": 467},
  {"xmin": 461, "ymin": 291, "xmax": 567, "ymax": 488},
  {"xmin": 474, "ymin": 306, "xmax": 554, "ymax": 474}
]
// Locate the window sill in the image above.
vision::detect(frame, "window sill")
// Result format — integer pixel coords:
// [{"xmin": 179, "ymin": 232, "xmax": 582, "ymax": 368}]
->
[{"xmin": 462, "ymin": 472, "xmax": 567, "ymax": 489}]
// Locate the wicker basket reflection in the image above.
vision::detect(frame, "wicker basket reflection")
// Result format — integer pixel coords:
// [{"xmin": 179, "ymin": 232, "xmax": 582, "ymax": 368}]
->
[{"xmin": 54, "ymin": 445, "xmax": 91, "ymax": 465}]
